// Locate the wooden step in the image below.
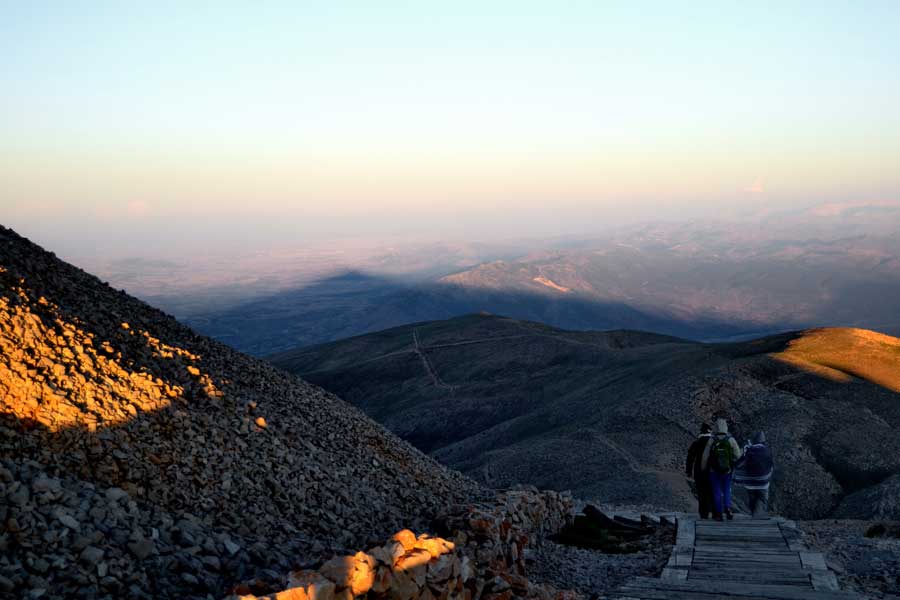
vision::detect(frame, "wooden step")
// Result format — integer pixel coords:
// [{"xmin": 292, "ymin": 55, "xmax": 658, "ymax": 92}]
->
[
  {"xmin": 610, "ymin": 515, "xmax": 856, "ymax": 600},
  {"xmin": 614, "ymin": 577, "xmax": 862, "ymax": 600}
]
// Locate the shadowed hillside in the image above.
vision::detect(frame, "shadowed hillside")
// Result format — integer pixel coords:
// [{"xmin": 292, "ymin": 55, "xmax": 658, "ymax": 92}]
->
[
  {"xmin": 178, "ymin": 270, "xmax": 746, "ymax": 356},
  {"xmin": 0, "ymin": 226, "xmax": 480, "ymax": 597},
  {"xmin": 272, "ymin": 315, "xmax": 900, "ymax": 520}
]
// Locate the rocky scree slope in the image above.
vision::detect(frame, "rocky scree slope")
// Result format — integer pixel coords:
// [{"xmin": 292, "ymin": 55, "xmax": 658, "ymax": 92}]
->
[
  {"xmin": 272, "ymin": 315, "xmax": 900, "ymax": 520},
  {"xmin": 0, "ymin": 225, "xmax": 481, "ymax": 597}
]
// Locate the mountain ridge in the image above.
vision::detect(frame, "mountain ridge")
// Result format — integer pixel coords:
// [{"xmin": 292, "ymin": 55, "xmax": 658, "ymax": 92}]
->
[
  {"xmin": 272, "ymin": 314, "xmax": 900, "ymax": 521},
  {"xmin": 0, "ymin": 225, "xmax": 481, "ymax": 596}
]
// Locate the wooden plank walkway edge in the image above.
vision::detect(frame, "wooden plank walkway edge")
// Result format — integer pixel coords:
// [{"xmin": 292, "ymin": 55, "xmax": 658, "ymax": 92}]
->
[
  {"xmin": 609, "ymin": 513, "xmax": 857, "ymax": 600},
  {"xmin": 660, "ymin": 513, "xmax": 695, "ymax": 582}
]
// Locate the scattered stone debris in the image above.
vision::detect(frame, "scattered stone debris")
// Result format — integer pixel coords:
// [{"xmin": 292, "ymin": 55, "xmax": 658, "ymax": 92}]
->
[
  {"xmin": 229, "ymin": 488, "xmax": 581, "ymax": 600},
  {"xmin": 549, "ymin": 505, "xmax": 674, "ymax": 553},
  {"xmin": 799, "ymin": 519, "xmax": 900, "ymax": 599},
  {"xmin": 0, "ymin": 225, "xmax": 480, "ymax": 597},
  {"xmin": 865, "ymin": 522, "xmax": 900, "ymax": 539},
  {"xmin": 527, "ymin": 506, "xmax": 675, "ymax": 597}
]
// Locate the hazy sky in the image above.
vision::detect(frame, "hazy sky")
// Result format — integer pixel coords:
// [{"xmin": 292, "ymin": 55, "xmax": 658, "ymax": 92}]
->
[{"xmin": 3, "ymin": 1, "xmax": 899, "ymax": 257}]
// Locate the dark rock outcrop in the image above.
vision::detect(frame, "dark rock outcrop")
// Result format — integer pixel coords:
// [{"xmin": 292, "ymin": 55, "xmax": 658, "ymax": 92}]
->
[{"xmin": 835, "ymin": 475, "xmax": 900, "ymax": 520}]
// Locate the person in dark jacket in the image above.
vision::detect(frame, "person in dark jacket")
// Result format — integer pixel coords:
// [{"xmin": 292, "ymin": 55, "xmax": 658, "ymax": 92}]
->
[
  {"xmin": 734, "ymin": 431, "xmax": 774, "ymax": 518},
  {"xmin": 685, "ymin": 423, "xmax": 713, "ymax": 519}
]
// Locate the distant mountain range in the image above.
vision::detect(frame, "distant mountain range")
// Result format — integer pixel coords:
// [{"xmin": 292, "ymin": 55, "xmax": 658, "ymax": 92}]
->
[
  {"xmin": 153, "ymin": 202, "xmax": 900, "ymax": 355},
  {"xmin": 271, "ymin": 314, "xmax": 900, "ymax": 520}
]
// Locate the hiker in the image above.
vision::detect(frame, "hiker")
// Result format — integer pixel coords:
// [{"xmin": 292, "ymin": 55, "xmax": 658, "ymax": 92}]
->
[
  {"xmin": 701, "ymin": 418, "xmax": 743, "ymax": 521},
  {"xmin": 685, "ymin": 423, "xmax": 714, "ymax": 519},
  {"xmin": 734, "ymin": 431, "xmax": 774, "ymax": 518}
]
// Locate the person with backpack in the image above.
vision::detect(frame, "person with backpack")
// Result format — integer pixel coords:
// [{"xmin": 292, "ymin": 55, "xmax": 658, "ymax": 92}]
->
[
  {"xmin": 734, "ymin": 431, "xmax": 774, "ymax": 518},
  {"xmin": 685, "ymin": 423, "xmax": 714, "ymax": 519},
  {"xmin": 701, "ymin": 418, "xmax": 743, "ymax": 521}
]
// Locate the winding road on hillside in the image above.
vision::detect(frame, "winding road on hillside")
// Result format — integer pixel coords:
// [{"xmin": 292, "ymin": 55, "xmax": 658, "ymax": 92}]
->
[
  {"xmin": 412, "ymin": 328, "xmax": 458, "ymax": 392},
  {"xmin": 594, "ymin": 434, "xmax": 697, "ymax": 510}
]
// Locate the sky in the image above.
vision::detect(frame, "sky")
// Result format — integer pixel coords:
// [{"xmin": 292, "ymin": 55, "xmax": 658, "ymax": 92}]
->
[{"xmin": 2, "ymin": 1, "xmax": 899, "ymax": 258}]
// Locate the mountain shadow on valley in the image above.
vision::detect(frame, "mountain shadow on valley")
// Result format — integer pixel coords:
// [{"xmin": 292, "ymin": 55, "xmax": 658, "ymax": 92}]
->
[{"xmin": 182, "ymin": 270, "xmax": 773, "ymax": 356}]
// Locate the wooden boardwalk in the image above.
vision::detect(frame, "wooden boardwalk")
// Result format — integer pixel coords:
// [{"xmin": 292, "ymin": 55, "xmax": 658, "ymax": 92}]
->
[{"xmin": 611, "ymin": 515, "xmax": 861, "ymax": 599}]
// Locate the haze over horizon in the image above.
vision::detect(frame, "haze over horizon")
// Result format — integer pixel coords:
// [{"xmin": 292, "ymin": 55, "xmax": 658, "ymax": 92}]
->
[{"xmin": 4, "ymin": 1, "xmax": 899, "ymax": 261}]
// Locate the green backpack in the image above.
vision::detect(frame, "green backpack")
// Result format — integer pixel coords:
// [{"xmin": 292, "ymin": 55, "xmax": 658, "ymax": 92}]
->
[{"xmin": 709, "ymin": 436, "xmax": 735, "ymax": 473}]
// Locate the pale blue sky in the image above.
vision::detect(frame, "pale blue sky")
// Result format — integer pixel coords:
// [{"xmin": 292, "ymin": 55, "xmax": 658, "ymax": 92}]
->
[{"xmin": 2, "ymin": 1, "xmax": 899, "ymax": 257}]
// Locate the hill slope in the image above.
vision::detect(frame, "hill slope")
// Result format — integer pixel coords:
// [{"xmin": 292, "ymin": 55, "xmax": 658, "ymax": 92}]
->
[
  {"xmin": 271, "ymin": 315, "xmax": 900, "ymax": 520},
  {"xmin": 0, "ymin": 226, "xmax": 479, "ymax": 597}
]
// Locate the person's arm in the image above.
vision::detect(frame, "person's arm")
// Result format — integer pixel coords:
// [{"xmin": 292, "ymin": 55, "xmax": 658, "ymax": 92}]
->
[
  {"xmin": 686, "ymin": 441, "xmax": 697, "ymax": 477},
  {"xmin": 730, "ymin": 437, "xmax": 743, "ymax": 461},
  {"xmin": 700, "ymin": 439, "xmax": 711, "ymax": 471}
]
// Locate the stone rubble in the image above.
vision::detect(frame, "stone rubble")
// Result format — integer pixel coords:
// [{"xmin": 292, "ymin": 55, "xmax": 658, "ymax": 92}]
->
[
  {"xmin": 0, "ymin": 225, "xmax": 670, "ymax": 599},
  {"xmin": 0, "ymin": 224, "xmax": 481, "ymax": 598},
  {"xmin": 798, "ymin": 519, "xmax": 900, "ymax": 599},
  {"xmin": 229, "ymin": 488, "xmax": 582, "ymax": 600}
]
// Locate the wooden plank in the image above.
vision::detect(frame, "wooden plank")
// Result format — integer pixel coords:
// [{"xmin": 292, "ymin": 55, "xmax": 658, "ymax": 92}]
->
[
  {"xmin": 696, "ymin": 527, "xmax": 783, "ymax": 533},
  {"xmin": 688, "ymin": 569, "xmax": 810, "ymax": 580},
  {"xmin": 692, "ymin": 560, "xmax": 803, "ymax": 569},
  {"xmin": 693, "ymin": 546, "xmax": 796, "ymax": 553},
  {"xmin": 624, "ymin": 578, "xmax": 859, "ymax": 599},
  {"xmin": 695, "ymin": 530, "xmax": 785, "ymax": 536},
  {"xmin": 695, "ymin": 540, "xmax": 788, "ymax": 547},
  {"xmin": 611, "ymin": 510, "xmax": 856, "ymax": 600},
  {"xmin": 692, "ymin": 552, "xmax": 802, "ymax": 560},
  {"xmin": 691, "ymin": 563, "xmax": 803, "ymax": 571},
  {"xmin": 696, "ymin": 520, "xmax": 780, "ymax": 525},
  {"xmin": 695, "ymin": 535, "xmax": 785, "ymax": 540},
  {"xmin": 688, "ymin": 574, "xmax": 811, "ymax": 585},
  {"xmin": 695, "ymin": 524, "xmax": 781, "ymax": 528},
  {"xmin": 694, "ymin": 532, "xmax": 784, "ymax": 537},
  {"xmin": 693, "ymin": 552, "xmax": 801, "ymax": 560},
  {"xmin": 695, "ymin": 535, "xmax": 786, "ymax": 540},
  {"xmin": 616, "ymin": 586, "xmax": 855, "ymax": 600},
  {"xmin": 690, "ymin": 570, "xmax": 807, "ymax": 578},
  {"xmin": 618, "ymin": 588, "xmax": 805, "ymax": 600}
]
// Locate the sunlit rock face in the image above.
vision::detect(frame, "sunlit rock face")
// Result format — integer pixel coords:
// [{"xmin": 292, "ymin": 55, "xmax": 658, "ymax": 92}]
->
[
  {"xmin": 0, "ymin": 225, "xmax": 481, "ymax": 597},
  {"xmin": 771, "ymin": 327, "xmax": 900, "ymax": 392},
  {"xmin": 0, "ymin": 286, "xmax": 208, "ymax": 431}
]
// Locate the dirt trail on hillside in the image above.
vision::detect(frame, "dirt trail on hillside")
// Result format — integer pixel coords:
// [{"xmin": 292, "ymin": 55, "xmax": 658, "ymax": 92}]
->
[
  {"xmin": 595, "ymin": 434, "xmax": 697, "ymax": 511},
  {"xmin": 413, "ymin": 328, "xmax": 457, "ymax": 391}
]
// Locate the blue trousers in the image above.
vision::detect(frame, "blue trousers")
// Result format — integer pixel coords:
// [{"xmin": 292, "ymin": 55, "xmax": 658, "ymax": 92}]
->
[{"xmin": 709, "ymin": 471, "xmax": 733, "ymax": 515}]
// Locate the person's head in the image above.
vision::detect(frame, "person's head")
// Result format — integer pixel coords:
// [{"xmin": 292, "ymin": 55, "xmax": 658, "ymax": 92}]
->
[
  {"xmin": 713, "ymin": 418, "xmax": 729, "ymax": 435},
  {"xmin": 752, "ymin": 431, "xmax": 766, "ymax": 444},
  {"xmin": 700, "ymin": 423, "xmax": 711, "ymax": 434}
]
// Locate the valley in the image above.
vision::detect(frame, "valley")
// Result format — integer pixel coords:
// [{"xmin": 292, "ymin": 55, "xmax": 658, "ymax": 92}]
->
[{"xmin": 272, "ymin": 314, "xmax": 900, "ymax": 521}]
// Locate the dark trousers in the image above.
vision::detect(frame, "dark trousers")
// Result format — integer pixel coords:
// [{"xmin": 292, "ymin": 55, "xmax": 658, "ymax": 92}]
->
[
  {"xmin": 696, "ymin": 476, "xmax": 713, "ymax": 519},
  {"xmin": 748, "ymin": 488, "xmax": 769, "ymax": 518},
  {"xmin": 710, "ymin": 470, "xmax": 733, "ymax": 515}
]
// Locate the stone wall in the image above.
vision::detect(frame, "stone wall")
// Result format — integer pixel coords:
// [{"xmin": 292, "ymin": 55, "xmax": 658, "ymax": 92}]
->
[{"xmin": 229, "ymin": 488, "xmax": 577, "ymax": 600}]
